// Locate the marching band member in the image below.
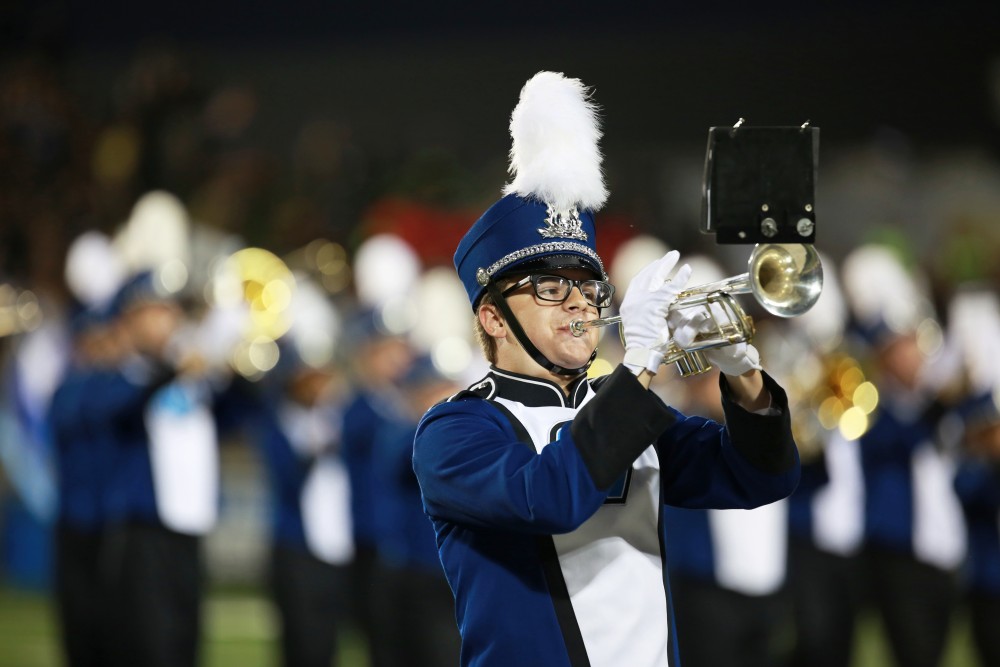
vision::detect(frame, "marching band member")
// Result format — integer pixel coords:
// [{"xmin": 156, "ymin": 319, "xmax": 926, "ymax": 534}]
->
[
  {"xmin": 235, "ymin": 278, "xmax": 355, "ymax": 667},
  {"xmin": 843, "ymin": 243, "xmax": 967, "ymax": 667},
  {"xmin": 780, "ymin": 254, "xmax": 867, "ymax": 667},
  {"xmin": 48, "ymin": 231, "xmax": 128, "ymax": 667},
  {"xmin": 90, "ymin": 270, "xmax": 230, "ymax": 667},
  {"xmin": 371, "ymin": 355, "xmax": 461, "ymax": 667},
  {"xmin": 411, "ymin": 70, "xmax": 800, "ymax": 667},
  {"xmin": 340, "ymin": 305, "xmax": 415, "ymax": 667},
  {"xmin": 661, "ymin": 256, "xmax": 791, "ymax": 667},
  {"xmin": 946, "ymin": 286, "xmax": 1000, "ymax": 667}
]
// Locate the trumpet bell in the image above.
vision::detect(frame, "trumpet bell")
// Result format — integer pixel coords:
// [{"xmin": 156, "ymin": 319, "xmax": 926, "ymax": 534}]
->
[{"xmin": 750, "ymin": 243, "xmax": 823, "ymax": 318}]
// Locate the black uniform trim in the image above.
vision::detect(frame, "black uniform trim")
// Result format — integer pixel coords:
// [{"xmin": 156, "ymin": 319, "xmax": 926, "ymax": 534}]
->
[
  {"xmin": 719, "ymin": 370, "xmax": 797, "ymax": 474},
  {"xmin": 537, "ymin": 536, "xmax": 593, "ymax": 667},
  {"xmin": 489, "ymin": 401, "xmax": 534, "ymax": 451},
  {"xmin": 571, "ymin": 365, "xmax": 677, "ymax": 490}
]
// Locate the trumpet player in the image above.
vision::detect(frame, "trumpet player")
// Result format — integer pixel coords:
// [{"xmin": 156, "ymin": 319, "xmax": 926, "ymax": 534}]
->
[
  {"xmin": 88, "ymin": 269, "xmax": 235, "ymax": 667},
  {"xmin": 411, "ymin": 70, "xmax": 800, "ymax": 667}
]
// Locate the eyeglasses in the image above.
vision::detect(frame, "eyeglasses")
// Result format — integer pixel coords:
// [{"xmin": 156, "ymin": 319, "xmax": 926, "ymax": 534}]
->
[{"xmin": 501, "ymin": 274, "xmax": 615, "ymax": 309}]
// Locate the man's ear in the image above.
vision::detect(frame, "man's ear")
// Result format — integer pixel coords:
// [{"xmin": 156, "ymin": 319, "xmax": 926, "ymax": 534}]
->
[{"xmin": 478, "ymin": 303, "xmax": 506, "ymax": 339}]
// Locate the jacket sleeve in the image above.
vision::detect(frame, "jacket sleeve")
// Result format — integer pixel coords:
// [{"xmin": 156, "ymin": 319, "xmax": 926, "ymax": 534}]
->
[{"xmin": 658, "ymin": 371, "xmax": 800, "ymax": 509}]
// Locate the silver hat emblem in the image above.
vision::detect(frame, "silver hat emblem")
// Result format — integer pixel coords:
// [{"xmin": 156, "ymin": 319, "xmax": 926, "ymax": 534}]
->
[{"xmin": 538, "ymin": 205, "xmax": 588, "ymax": 241}]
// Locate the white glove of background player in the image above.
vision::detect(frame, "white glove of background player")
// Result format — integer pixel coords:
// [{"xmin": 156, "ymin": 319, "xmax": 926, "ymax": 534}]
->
[
  {"xmin": 619, "ymin": 250, "xmax": 692, "ymax": 374},
  {"xmin": 667, "ymin": 306, "xmax": 762, "ymax": 376}
]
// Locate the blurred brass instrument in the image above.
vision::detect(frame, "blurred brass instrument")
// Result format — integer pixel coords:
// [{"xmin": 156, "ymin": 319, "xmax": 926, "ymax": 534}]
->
[
  {"xmin": 205, "ymin": 239, "xmax": 350, "ymax": 379},
  {"xmin": 789, "ymin": 352, "xmax": 880, "ymax": 458},
  {"xmin": 0, "ymin": 284, "xmax": 42, "ymax": 338},
  {"xmin": 570, "ymin": 243, "xmax": 823, "ymax": 376}
]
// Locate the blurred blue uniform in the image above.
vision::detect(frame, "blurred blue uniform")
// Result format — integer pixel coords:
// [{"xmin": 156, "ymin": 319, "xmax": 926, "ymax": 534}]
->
[
  {"xmin": 663, "ymin": 501, "xmax": 790, "ymax": 667},
  {"xmin": 234, "ymin": 373, "xmax": 353, "ymax": 667},
  {"xmin": 341, "ymin": 384, "xmax": 404, "ymax": 667},
  {"xmin": 89, "ymin": 352, "xmax": 230, "ymax": 667},
  {"xmin": 860, "ymin": 393, "xmax": 966, "ymax": 667},
  {"xmin": 370, "ymin": 363, "xmax": 461, "ymax": 667},
  {"xmin": 951, "ymin": 391, "xmax": 1000, "ymax": 667},
  {"xmin": 49, "ymin": 359, "xmax": 117, "ymax": 667},
  {"xmin": 785, "ymin": 432, "xmax": 866, "ymax": 667}
]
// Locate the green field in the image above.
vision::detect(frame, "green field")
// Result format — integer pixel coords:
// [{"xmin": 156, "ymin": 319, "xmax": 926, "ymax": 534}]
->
[{"xmin": 0, "ymin": 586, "xmax": 979, "ymax": 667}]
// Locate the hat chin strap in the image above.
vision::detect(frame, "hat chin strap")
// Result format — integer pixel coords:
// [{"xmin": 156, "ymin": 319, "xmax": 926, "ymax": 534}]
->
[{"xmin": 485, "ymin": 281, "xmax": 595, "ymax": 378}]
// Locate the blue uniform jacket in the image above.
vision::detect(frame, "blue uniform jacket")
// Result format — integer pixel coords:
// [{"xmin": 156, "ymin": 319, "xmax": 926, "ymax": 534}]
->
[{"xmin": 413, "ymin": 365, "xmax": 799, "ymax": 667}]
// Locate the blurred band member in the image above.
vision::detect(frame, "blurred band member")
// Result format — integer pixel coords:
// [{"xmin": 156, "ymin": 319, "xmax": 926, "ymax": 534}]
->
[
  {"xmin": 843, "ymin": 245, "xmax": 966, "ymax": 667},
  {"xmin": 663, "ymin": 367, "xmax": 791, "ymax": 667},
  {"xmin": 371, "ymin": 356, "xmax": 461, "ymax": 667},
  {"xmin": 236, "ymin": 342, "xmax": 354, "ymax": 667},
  {"xmin": 340, "ymin": 309, "xmax": 414, "ymax": 667},
  {"xmin": 91, "ymin": 271, "xmax": 227, "ymax": 667},
  {"xmin": 49, "ymin": 306, "xmax": 124, "ymax": 667}
]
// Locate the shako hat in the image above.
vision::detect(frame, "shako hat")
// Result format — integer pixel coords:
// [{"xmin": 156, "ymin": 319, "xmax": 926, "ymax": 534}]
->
[{"xmin": 454, "ymin": 71, "xmax": 608, "ymax": 311}]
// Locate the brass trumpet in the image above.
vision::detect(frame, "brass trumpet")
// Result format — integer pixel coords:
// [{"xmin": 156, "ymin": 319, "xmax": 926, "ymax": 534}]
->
[{"xmin": 570, "ymin": 243, "xmax": 824, "ymax": 376}]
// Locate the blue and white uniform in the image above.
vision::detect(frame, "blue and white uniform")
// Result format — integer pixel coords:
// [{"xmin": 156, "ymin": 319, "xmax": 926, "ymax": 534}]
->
[{"xmin": 413, "ymin": 364, "xmax": 799, "ymax": 667}]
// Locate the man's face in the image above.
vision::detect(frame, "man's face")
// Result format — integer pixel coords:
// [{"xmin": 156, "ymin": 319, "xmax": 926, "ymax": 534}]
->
[{"xmin": 493, "ymin": 268, "xmax": 602, "ymax": 376}]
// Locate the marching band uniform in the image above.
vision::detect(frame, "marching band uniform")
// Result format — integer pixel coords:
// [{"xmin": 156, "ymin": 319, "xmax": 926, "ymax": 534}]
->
[
  {"xmin": 235, "ymin": 364, "xmax": 354, "ymax": 667},
  {"xmin": 953, "ymin": 423, "xmax": 1000, "ymax": 666},
  {"xmin": 93, "ymin": 272, "xmax": 226, "ymax": 667},
  {"xmin": 781, "ymin": 258, "xmax": 867, "ymax": 667},
  {"xmin": 371, "ymin": 357, "xmax": 461, "ymax": 667},
  {"xmin": 341, "ymin": 370, "xmax": 407, "ymax": 667},
  {"xmin": 49, "ymin": 310, "xmax": 117, "ymax": 667},
  {"xmin": 660, "ymin": 259, "xmax": 792, "ymax": 667},
  {"xmin": 842, "ymin": 244, "xmax": 966, "ymax": 667},
  {"xmin": 411, "ymin": 71, "xmax": 800, "ymax": 667},
  {"xmin": 785, "ymin": 428, "xmax": 865, "ymax": 667}
]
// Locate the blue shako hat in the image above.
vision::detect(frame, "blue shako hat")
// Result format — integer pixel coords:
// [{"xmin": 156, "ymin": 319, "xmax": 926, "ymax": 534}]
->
[
  {"xmin": 454, "ymin": 71, "xmax": 609, "ymax": 377},
  {"xmin": 455, "ymin": 193, "xmax": 605, "ymax": 309},
  {"xmin": 107, "ymin": 269, "xmax": 177, "ymax": 320}
]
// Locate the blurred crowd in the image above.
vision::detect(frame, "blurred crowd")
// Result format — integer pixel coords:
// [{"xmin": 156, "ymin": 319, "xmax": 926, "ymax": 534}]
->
[{"xmin": 2, "ymin": 40, "xmax": 1000, "ymax": 667}]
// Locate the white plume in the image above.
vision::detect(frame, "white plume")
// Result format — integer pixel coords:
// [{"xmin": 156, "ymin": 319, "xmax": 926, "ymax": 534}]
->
[
  {"xmin": 65, "ymin": 230, "xmax": 127, "ymax": 308},
  {"xmin": 841, "ymin": 244, "xmax": 930, "ymax": 334},
  {"xmin": 503, "ymin": 71, "xmax": 607, "ymax": 212}
]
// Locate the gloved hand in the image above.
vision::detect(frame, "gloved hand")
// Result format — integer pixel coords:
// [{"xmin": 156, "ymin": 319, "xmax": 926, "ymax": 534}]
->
[
  {"xmin": 703, "ymin": 341, "xmax": 762, "ymax": 376},
  {"xmin": 619, "ymin": 250, "xmax": 692, "ymax": 374},
  {"xmin": 667, "ymin": 305, "xmax": 762, "ymax": 376}
]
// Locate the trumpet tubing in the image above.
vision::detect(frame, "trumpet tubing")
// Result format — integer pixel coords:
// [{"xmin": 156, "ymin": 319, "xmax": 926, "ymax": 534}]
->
[{"xmin": 570, "ymin": 244, "xmax": 822, "ymax": 376}]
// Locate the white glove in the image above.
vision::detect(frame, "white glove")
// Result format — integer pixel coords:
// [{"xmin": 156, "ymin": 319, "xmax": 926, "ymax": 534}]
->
[
  {"xmin": 703, "ymin": 341, "xmax": 762, "ymax": 376},
  {"xmin": 620, "ymin": 251, "xmax": 692, "ymax": 374},
  {"xmin": 667, "ymin": 305, "xmax": 762, "ymax": 376}
]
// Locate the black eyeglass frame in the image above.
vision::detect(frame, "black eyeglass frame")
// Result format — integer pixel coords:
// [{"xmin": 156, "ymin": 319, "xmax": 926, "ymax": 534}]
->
[{"xmin": 500, "ymin": 274, "xmax": 615, "ymax": 309}]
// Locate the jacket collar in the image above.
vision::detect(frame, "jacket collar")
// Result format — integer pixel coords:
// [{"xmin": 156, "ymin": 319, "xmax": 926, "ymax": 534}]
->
[{"xmin": 471, "ymin": 366, "xmax": 591, "ymax": 408}]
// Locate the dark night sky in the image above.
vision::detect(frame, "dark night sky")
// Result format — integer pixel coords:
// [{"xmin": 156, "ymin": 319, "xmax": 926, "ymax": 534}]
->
[{"xmin": 7, "ymin": 1, "xmax": 998, "ymax": 149}]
